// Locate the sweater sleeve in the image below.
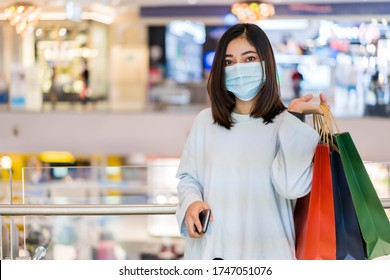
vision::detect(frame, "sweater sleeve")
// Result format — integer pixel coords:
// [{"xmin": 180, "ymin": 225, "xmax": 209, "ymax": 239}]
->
[
  {"xmin": 271, "ymin": 111, "xmax": 319, "ymax": 199},
  {"xmin": 175, "ymin": 118, "xmax": 204, "ymax": 237}
]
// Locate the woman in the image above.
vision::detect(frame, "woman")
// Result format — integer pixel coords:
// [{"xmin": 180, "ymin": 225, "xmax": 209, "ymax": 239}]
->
[{"xmin": 175, "ymin": 23, "xmax": 327, "ymax": 259}]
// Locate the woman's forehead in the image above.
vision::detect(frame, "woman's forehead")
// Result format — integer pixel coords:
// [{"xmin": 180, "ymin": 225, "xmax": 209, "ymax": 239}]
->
[{"xmin": 226, "ymin": 37, "xmax": 256, "ymax": 55}]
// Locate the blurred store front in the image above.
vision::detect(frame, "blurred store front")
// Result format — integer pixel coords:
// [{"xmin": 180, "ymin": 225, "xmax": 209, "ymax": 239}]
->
[{"xmin": 0, "ymin": 1, "xmax": 390, "ymax": 116}]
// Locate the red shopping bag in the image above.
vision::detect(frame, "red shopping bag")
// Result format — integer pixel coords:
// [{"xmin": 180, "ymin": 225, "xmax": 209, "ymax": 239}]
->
[{"xmin": 295, "ymin": 144, "xmax": 336, "ymax": 260}]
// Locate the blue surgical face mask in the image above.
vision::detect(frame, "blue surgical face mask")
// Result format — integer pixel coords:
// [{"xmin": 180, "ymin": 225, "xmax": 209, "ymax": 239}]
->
[{"xmin": 225, "ymin": 62, "xmax": 266, "ymax": 101}]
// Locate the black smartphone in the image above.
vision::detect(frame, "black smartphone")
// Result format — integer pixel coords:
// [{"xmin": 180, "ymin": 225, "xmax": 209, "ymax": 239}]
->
[{"xmin": 196, "ymin": 209, "xmax": 211, "ymax": 234}]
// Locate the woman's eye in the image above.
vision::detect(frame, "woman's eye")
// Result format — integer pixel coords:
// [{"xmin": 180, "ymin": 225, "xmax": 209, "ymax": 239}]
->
[
  {"xmin": 247, "ymin": 56, "xmax": 256, "ymax": 62},
  {"xmin": 225, "ymin": 60, "xmax": 233, "ymax": 66}
]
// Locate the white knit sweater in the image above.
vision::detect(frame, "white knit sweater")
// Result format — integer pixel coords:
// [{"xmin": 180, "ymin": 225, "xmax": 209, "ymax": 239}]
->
[{"xmin": 176, "ymin": 108, "xmax": 319, "ymax": 260}]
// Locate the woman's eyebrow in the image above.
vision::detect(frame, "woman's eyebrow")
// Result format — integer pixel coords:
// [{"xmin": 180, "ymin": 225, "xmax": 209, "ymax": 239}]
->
[
  {"xmin": 225, "ymin": 50, "xmax": 257, "ymax": 57},
  {"xmin": 241, "ymin": 50, "xmax": 257, "ymax": 55}
]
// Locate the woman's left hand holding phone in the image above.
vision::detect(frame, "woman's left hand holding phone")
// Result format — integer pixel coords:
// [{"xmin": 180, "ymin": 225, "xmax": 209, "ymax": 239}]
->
[{"xmin": 185, "ymin": 201, "xmax": 213, "ymax": 238}]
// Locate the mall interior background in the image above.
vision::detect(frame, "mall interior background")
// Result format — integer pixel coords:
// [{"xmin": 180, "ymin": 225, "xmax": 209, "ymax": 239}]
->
[{"xmin": 0, "ymin": 0, "xmax": 390, "ymax": 260}]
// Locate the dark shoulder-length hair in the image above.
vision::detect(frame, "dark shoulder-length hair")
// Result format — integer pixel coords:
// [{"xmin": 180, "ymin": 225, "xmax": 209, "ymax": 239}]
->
[{"xmin": 207, "ymin": 23, "xmax": 286, "ymax": 129}]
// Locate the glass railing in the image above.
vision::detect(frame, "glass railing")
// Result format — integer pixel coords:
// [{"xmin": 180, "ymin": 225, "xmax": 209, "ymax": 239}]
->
[
  {"xmin": 0, "ymin": 167, "xmax": 12, "ymax": 204},
  {"xmin": 2, "ymin": 164, "xmax": 183, "ymax": 260},
  {"xmin": 0, "ymin": 168, "xmax": 19, "ymax": 260},
  {"xmin": 0, "ymin": 163, "xmax": 389, "ymax": 260}
]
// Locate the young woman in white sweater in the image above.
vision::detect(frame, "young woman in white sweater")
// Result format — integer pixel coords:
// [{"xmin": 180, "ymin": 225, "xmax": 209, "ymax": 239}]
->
[{"xmin": 176, "ymin": 23, "xmax": 327, "ymax": 260}]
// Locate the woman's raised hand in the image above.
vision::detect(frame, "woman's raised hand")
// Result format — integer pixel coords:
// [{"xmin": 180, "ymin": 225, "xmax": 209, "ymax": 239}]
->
[{"xmin": 287, "ymin": 93, "xmax": 328, "ymax": 115}]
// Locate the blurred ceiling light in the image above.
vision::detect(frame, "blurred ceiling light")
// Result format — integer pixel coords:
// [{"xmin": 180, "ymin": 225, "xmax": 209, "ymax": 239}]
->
[
  {"xmin": 231, "ymin": 1, "xmax": 275, "ymax": 23},
  {"xmin": 35, "ymin": 27, "xmax": 42, "ymax": 37},
  {"xmin": 58, "ymin": 28, "xmax": 67, "ymax": 37},
  {"xmin": 1, "ymin": 3, "xmax": 114, "ymax": 25},
  {"xmin": 0, "ymin": 156, "xmax": 12, "ymax": 169},
  {"xmin": 4, "ymin": 2, "xmax": 41, "ymax": 35}
]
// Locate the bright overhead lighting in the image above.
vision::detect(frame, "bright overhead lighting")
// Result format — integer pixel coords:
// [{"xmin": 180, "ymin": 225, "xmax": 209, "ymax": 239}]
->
[
  {"xmin": 1, "ymin": 2, "xmax": 115, "ymax": 26},
  {"xmin": 0, "ymin": 156, "xmax": 12, "ymax": 169},
  {"xmin": 231, "ymin": 1, "xmax": 275, "ymax": 23},
  {"xmin": 3, "ymin": 2, "xmax": 41, "ymax": 35}
]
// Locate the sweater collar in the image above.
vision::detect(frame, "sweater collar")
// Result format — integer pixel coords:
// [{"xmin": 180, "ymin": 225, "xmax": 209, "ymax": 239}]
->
[{"xmin": 232, "ymin": 111, "xmax": 255, "ymax": 122}]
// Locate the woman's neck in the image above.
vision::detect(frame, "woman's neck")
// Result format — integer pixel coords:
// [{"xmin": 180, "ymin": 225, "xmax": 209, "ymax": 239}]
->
[{"xmin": 234, "ymin": 99, "xmax": 254, "ymax": 115}]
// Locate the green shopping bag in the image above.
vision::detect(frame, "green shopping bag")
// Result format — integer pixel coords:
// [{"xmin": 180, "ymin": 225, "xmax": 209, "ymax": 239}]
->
[{"xmin": 334, "ymin": 132, "xmax": 390, "ymax": 259}]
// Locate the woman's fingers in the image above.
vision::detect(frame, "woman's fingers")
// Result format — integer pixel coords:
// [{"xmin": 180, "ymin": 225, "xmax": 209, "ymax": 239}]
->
[
  {"xmin": 319, "ymin": 93, "xmax": 327, "ymax": 103},
  {"xmin": 185, "ymin": 201, "xmax": 209, "ymax": 238},
  {"xmin": 319, "ymin": 93, "xmax": 330, "ymax": 108},
  {"xmin": 186, "ymin": 217, "xmax": 203, "ymax": 238},
  {"xmin": 301, "ymin": 93, "xmax": 314, "ymax": 102}
]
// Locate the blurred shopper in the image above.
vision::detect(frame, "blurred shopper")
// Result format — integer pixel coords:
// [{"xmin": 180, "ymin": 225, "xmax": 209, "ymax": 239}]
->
[
  {"xmin": 96, "ymin": 232, "xmax": 116, "ymax": 260},
  {"xmin": 291, "ymin": 65, "xmax": 304, "ymax": 99},
  {"xmin": 80, "ymin": 59, "xmax": 90, "ymax": 106},
  {"xmin": 175, "ymin": 23, "xmax": 327, "ymax": 260},
  {"xmin": 0, "ymin": 73, "xmax": 8, "ymax": 104},
  {"xmin": 48, "ymin": 67, "xmax": 58, "ymax": 110},
  {"xmin": 346, "ymin": 61, "xmax": 359, "ymax": 108},
  {"xmin": 347, "ymin": 63, "xmax": 358, "ymax": 95},
  {"xmin": 369, "ymin": 68, "xmax": 383, "ymax": 105}
]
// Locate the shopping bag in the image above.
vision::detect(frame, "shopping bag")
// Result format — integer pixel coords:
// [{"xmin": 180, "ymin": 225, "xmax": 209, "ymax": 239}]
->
[
  {"xmin": 304, "ymin": 144, "xmax": 336, "ymax": 259},
  {"xmin": 330, "ymin": 149, "xmax": 366, "ymax": 260},
  {"xmin": 294, "ymin": 113, "xmax": 336, "ymax": 260},
  {"xmin": 334, "ymin": 132, "xmax": 390, "ymax": 259},
  {"xmin": 294, "ymin": 192, "xmax": 310, "ymax": 260}
]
